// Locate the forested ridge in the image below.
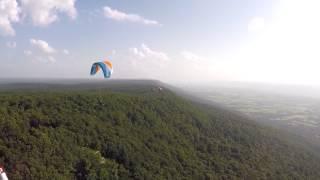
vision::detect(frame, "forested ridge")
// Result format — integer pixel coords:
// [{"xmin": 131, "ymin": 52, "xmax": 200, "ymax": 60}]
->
[{"xmin": 0, "ymin": 83, "xmax": 319, "ymax": 179}]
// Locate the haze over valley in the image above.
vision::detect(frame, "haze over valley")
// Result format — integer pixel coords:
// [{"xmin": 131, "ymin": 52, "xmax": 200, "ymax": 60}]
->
[{"xmin": 180, "ymin": 82, "xmax": 320, "ymax": 150}]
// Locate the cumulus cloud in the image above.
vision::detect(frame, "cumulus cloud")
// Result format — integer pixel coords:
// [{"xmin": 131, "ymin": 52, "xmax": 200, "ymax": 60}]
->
[
  {"xmin": 30, "ymin": 38, "xmax": 55, "ymax": 54},
  {"xmin": 179, "ymin": 51, "xmax": 208, "ymax": 76},
  {"xmin": 6, "ymin": 41, "xmax": 17, "ymax": 48},
  {"xmin": 0, "ymin": 0, "xmax": 78, "ymax": 35},
  {"xmin": 130, "ymin": 47, "xmax": 145, "ymax": 58},
  {"xmin": 113, "ymin": 45, "xmax": 211, "ymax": 82},
  {"xmin": 21, "ymin": 0, "xmax": 77, "ymax": 26},
  {"xmin": 130, "ymin": 44, "xmax": 169, "ymax": 61},
  {"xmin": 28, "ymin": 39, "xmax": 57, "ymax": 63},
  {"xmin": 24, "ymin": 50, "xmax": 32, "ymax": 56},
  {"xmin": 29, "ymin": 55, "xmax": 55, "ymax": 64},
  {"xmin": 103, "ymin": 6, "xmax": 161, "ymax": 26},
  {"xmin": 181, "ymin": 51, "xmax": 203, "ymax": 62},
  {"xmin": 248, "ymin": 17, "xmax": 265, "ymax": 33},
  {"xmin": 0, "ymin": 0, "xmax": 20, "ymax": 36},
  {"xmin": 118, "ymin": 44, "xmax": 170, "ymax": 80},
  {"xmin": 63, "ymin": 49, "xmax": 69, "ymax": 55},
  {"xmin": 47, "ymin": 56, "xmax": 55, "ymax": 63}
]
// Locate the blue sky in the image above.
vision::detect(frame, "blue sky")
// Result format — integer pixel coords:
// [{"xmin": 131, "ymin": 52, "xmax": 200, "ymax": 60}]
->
[{"xmin": 1, "ymin": 0, "xmax": 319, "ymax": 86}]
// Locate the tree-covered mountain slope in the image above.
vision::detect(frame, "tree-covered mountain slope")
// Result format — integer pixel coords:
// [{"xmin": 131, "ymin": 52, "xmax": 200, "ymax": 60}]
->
[{"xmin": 0, "ymin": 82, "xmax": 319, "ymax": 179}]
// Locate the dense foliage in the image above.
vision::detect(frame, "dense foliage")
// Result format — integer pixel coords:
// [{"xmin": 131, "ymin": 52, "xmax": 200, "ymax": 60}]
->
[{"xmin": 0, "ymin": 86, "xmax": 319, "ymax": 179}]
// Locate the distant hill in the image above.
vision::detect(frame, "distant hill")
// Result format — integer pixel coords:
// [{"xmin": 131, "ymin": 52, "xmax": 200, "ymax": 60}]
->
[{"xmin": 0, "ymin": 80, "xmax": 319, "ymax": 179}]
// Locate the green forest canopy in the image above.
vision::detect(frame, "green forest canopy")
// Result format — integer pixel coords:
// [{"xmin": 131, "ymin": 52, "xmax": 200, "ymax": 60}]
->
[{"xmin": 0, "ymin": 84, "xmax": 319, "ymax": 179}]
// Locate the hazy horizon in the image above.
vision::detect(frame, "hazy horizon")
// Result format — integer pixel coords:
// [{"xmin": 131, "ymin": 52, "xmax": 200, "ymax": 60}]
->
[{"xmin": 1, "ymin": 78, "xmax": 320, "ymax": 100}]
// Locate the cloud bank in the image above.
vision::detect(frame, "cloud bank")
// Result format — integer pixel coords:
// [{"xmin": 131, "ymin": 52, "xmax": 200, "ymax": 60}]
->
[
  {"xmin": 27, "ymin": 39, "xmax": 57, "ymax": 63},
  {"xmin": 30, "ymin": 39, "xmax": 55, "ymax": 54},
  {"xmin": 0, "ymin": 0, "xmax": 77, "ymax": 36},
  {"xmin": 21, "ymin": 0, "xmax": 77, "ymax": 26},
  {"xmin": 0, "ymin": 0, "xmax": 20, "ymax": 36},
  {"xmin": 130, "ymin": 44, "xmax": 169, "ymax": 61},
  {"xmin": 181, "ymin": 51, "xmax": 203, "ymax": 62}
]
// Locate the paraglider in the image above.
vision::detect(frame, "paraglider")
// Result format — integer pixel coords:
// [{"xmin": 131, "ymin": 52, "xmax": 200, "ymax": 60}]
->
[{"xmin": 90, "ymin": 60, "xmax": 113, "ymax": 78}]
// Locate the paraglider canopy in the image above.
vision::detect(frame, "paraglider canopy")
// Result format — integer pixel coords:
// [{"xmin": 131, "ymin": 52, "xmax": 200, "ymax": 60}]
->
[{"xmin": 90, "ymin": 60, "xmax": 113, "ymax": 78}]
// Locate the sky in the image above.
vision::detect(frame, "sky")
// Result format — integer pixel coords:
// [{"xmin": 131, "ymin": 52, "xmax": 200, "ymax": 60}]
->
[{"xmin": 0, "ymin": 0, "xmax": 320, "ymax": 86}]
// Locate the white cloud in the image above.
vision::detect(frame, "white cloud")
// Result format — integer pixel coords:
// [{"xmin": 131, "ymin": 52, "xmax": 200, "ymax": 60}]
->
[
  {"xmin": 28, "ymin": 39, "xmax": 57, "ymax": 63},
  {"xmin": 130, "ymin": 44, "xmax": 169, "ymax": 61},
  {"xmin": 6, "ymin": 41, "xmax": 16, "ymax": 48},
  {"xmin": 248, "ymin": 17, "xmax": 265, "ymax": 33},
  {"xmin": 119, "ymin": 44, "xmax": 170, "ymax": 80},
  {"xmin": 179, "ymin": 51, "xmax": 207, "ymax": 75},
  {"xmin": 111, "ymin": 49, "xmax": 116, "ymax": 55},
  {"xmin": 24, "ymin": 50, "xmax": 32, "ymax": 56},
  {"xmin": 48, "ymin": 56, "xmax": 56, "ymax": 63},
  {"xmin": 130, "ymin": 47, "xmax": 145, "ymax": 58},
  {"xmin": 0, "ymin": 0, "xmax": 20, "ymax": 36},
  {"xmin": 125, "ymin": 44, "xmax": 169, "ymax": 80},
  {"xmin": 103, "ymin": 6, "xmax": 161, "ymax": 26},
  {"xmin": 31, "ymin": 55, "xmax": 56, "ymax": 63},
  {"xmin": 63, "ymin": 49, "xmax": 69, "ymax": 55},
  {"xmin": 181, "ymin": 51, "xmax": 203, "ymax": 62},
  {"xmin": 30, "ymin": 38, "xmax": 55, "ymax": 54},
  {"xmin": 114, "ymin": 45, "xmax": 212, "ymax": 82},
  {"xmin": 21, "ymin": 0, "xmax": 77, "ymax": 26},
  {"xmin": 0, "ymin": 0, "xmax": 78, "ymax": 35}
]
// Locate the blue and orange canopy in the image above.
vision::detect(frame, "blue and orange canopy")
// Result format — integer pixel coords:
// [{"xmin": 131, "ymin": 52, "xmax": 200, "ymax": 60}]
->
[{"xmin": 90, "ymin": 60, "xmax": 113, "ymax": 78}]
